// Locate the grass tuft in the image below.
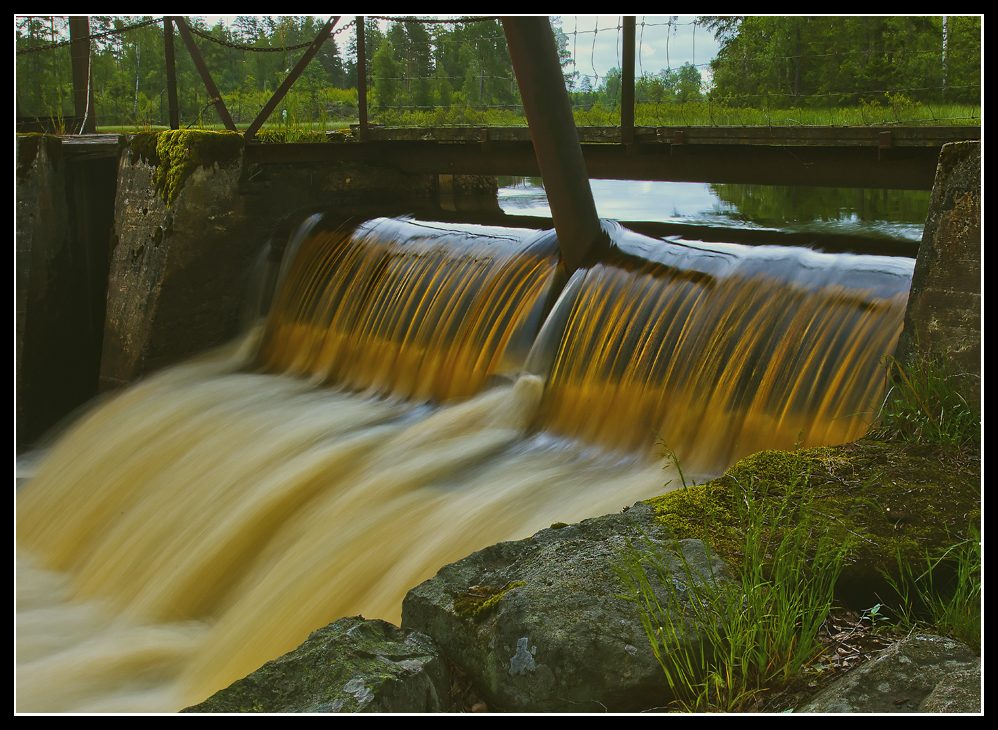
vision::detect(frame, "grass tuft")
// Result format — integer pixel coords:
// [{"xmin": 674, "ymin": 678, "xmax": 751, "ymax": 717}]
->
[
  {"xmin": 618, "ymin": 443, "xmax": 847, "ymax": 712},
  {"xmin": 873, "ymin": 352, "xmax": 980, "ymax": 449},
  {"xmin": 880, "ymin": 522, "xmax": 982, "ymax": 651}
]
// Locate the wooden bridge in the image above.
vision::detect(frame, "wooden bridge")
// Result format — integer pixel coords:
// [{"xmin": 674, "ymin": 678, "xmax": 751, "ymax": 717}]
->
[{"xmin": 62, "ymin": 122, "xmax": 979, "ymax": 192}]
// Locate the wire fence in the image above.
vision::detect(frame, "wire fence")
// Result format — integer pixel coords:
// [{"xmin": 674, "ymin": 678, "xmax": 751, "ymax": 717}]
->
[{"xmin": 15, "ymin": 15, "xmax": 982, "ymax": 134}]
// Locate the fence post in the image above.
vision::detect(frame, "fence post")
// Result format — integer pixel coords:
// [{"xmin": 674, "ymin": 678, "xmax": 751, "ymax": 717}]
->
[
  {"xmin": 356, "ymin": 16, "xmax": 368, "ymax": 141},
  {"xmin": 621, "ymin": 17, "xmax": 635, "ymax": 146},
  {"xmin": 164, "ymin": 17, "xmax": 180, "ymax": 130},
  {"xmin": 69, "ymin": 16, "xmax": 96, "ymax": 134}
]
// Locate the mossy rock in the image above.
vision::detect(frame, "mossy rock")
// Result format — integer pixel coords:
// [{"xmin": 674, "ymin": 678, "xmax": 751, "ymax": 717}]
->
[
  {"xmin": 127, "ymin": 130, "xmax": 245, "ymax": 206},
  {"xmin": 181, "ymin": 616, "xmax": 447, "ymax": 713},
  {"xmin": 451, "ymin": 581, "xmax": 526, "ymax": 622},
  {"xmin": 643, "ymin": 438, "xmax": 981, "ymax": 611}
]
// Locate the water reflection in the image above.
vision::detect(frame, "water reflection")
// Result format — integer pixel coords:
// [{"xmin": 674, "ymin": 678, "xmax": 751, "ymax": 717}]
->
[{"xmin": 498, "ymin": 177, "xmax": 929, "ymax": 242}]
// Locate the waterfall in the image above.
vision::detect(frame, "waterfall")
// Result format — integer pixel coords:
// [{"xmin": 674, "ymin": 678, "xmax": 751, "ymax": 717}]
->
[{"xmin": 15, "ymin": 214, "xmax": 912, "ymax": 712}]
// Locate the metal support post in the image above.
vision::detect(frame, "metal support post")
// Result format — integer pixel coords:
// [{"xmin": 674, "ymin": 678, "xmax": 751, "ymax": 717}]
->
[
  {"xmin": 244, "ymin": 16, "xmax": 340, "ymax": 140},
  {"xmin": 621, "ymin": 17, "xmax": 635, "ymax": 146},
  {"xmin": 164, "ymin": 18, "xmax": 180, "ymax": 129},
  {"xmin": 174, "ymin": 16, "xmax": 238, "ymax": 131},
  {"xmin": 69, "ymin": 16, "xmax": 96, "ymax": 134},
  {"xmin": 357, "ymin": 16, "xmax": 369, "ymax": 142},
  {"xmin": 503, "ymin": 16, "xmax": 606, "ymax": 274}
]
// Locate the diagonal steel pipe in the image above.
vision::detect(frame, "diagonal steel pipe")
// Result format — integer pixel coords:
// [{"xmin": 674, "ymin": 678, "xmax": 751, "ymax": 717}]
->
[
  {"xmin": 503, "ymin": 17, "xmax": 608, "ymax": 275},
  {"xmin": 245, "ymin": 16, "xmax": 341, "ymax": 140}
]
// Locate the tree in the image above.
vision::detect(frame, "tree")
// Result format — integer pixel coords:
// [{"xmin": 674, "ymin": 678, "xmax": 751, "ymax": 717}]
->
[
  {"xmin": 598, "ymin": 68, "xmax": 622, "ymax": 109},
  {"xmin": 675, "ymin": 62, "xmax": 704, "ymax": 103},
  {"xmin": 699, "ymin": 15, "xmax": 980, "ymax": 108},
  {"xmin": 370, "ymin": 39, "xmax": 400, "ymax": 109}
]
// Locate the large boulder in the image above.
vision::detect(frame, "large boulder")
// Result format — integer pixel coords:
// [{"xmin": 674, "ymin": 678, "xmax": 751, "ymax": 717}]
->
[
  {"xmin": 400, "ymin": 502, "xmax": 731, "ymax": 712},
  {"xmin": 797, "ymin": 633, "xmax": 980, "ymax": 713},
  {"xmin": 181, "ymin": 616, "xmax": 449, "ymax": 713}
]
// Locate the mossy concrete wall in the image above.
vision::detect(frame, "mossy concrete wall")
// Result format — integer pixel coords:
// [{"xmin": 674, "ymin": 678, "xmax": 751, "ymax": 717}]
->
[
  {"xmin": 100, "ymin": 131, "xmax": 499, "ymax": 392},
  {"xmin": 894, "ymin": 140, "xmax": 981, "ymax": 406}
]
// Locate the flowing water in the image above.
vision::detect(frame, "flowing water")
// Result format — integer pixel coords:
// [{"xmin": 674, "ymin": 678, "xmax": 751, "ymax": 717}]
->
[{"xmin": 15, "ymin": 209, "xmax": 914, "ymax": 713}]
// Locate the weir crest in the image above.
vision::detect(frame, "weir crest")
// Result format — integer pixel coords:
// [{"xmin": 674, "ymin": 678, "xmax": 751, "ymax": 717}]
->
[{"xmin": 16, "ymin": 215, "xmax": 913, "ymax": 712}]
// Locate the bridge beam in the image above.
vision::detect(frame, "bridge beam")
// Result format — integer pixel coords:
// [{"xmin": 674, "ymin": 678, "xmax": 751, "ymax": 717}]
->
[{"xmin": 503, "ymin": 17, "xmax": 606, "ymax": 274}]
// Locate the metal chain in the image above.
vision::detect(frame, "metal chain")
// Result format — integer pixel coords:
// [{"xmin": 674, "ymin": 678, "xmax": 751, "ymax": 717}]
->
[
  {"xmin": 15, "ymin": 16, "xmax": 356, "ymax": 56},
  {"xmin": 185, "ymin": 17, "xmax": 355, "ymax": 52},
  {"xmin": 16, "ymin": 15, "xmax": 163, "ymax": 54},
  {"xmin": 368, "ymin": 15, "xmax": 500, "ymax": 24}
]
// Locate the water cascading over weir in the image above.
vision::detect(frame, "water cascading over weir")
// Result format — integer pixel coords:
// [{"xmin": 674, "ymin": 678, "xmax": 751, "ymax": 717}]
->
[
  {"xmin": 16, "ymin": 209, "xmax": 913, "ymax": 712},
  {"xmin": 15, "ymin": 18, "xmax": 917, "ymax": 714}
]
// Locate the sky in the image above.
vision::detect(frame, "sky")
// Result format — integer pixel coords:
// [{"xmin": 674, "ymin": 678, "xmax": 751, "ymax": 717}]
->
[
  {"xmin": 199, "ymin": 14, "xmax": 721, "ymax": 90},
  {"xmin": 555, "ymin": 16, "xmax": 720, "ymax": 89}
]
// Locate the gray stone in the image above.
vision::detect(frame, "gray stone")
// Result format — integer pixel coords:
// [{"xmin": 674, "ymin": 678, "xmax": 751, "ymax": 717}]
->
[
  {"xmin": 797, "ymin": 633, "xmax": 981, "ymax": 713},
  {"xmin": 400, "ymin": 502, "xmax": 732, "ymax": 713},
  {"xmin": 181, "ymin": 616, "xmax": 449, "ymax": 713},
  {"xmin": 894, "ymin": 140, "xmax": 981, "ymax": 405}
]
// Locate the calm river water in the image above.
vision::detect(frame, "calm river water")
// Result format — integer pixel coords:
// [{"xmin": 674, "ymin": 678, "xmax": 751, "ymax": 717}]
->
[{"xmin": 498, "ymin": 178, "xmax": 930, "ymax": 244}]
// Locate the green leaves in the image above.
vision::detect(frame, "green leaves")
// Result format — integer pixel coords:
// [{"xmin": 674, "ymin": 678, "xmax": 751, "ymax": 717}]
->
[{"xmin": 702, "ymin": 15, "xmax": 981, "ymax": 108}]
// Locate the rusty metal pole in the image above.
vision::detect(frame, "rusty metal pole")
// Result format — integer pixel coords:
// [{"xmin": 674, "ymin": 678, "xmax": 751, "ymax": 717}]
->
[
  {"xmin": 621, "ymin": 17, "xmax": 635, "ymax": 146},
  {"xmin": 68, "ymin": 16, "xmax": 96, "ymax": 134},
  {"xmin": 244, "ymin": 16, "xmax": 340, "ymax": 140},
  {"xmin": 174, "ymin": 16, "xmax": 238, "ymax": 131},
  {"xmin": 356, "ymin": 16, "xmax": 369, "ymax": 142},
  {"xmin": 503, "ymin": 17, "xmax": 605, "ymax": 274},
  {"xmin": 164, "ymin": 17, "xmax": 180, "ymax": 129}
]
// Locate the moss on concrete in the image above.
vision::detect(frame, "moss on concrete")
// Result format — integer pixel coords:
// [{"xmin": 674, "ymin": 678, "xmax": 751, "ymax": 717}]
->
[
  {"xmin": 127, "ymin": 130, "xmax": 245, "ymax": 206},
  {"xmin": 642, "ymin": 439, "xmax": 980, "ymax": 609}
]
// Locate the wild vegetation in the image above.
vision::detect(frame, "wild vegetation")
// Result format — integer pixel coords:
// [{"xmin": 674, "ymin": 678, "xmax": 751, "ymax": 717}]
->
[
  {"xmin": 618, "ymin": 443, "xmax": 848, "ymax": 711},
  {"xmin": 16, "ymin": 15, "xmax": 980, "ymax": 133},
  {"xmin": 619, "ymin": 350, "xmax": 981, "ymax": 712}
]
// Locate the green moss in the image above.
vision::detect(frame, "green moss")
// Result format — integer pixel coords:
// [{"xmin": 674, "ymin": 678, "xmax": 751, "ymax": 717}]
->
[
  {"xmin": 452, "ymin": 582, "xmax": 526, "ymax": 622},
  {"xmin": 129, "ymin": 131, "xmax": 160, "ymax": 167},
  {"xmin": 642, "ymin": 440, "xmax": 981, "ymax": 608},
  {"xmin": 126, "ymin": 130, "xmax": 245, "ymax": 206}
]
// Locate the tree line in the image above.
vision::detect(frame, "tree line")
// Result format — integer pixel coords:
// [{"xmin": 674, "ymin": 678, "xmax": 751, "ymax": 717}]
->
[
  {"xmin": 700, "ymin": 16, "xmax": 981, "ymax": 107},
  {"xmin": 16, "ymin": 16, "xmax": 357, "ymax": 128},
  {"xmin": 15, "ymin": 15, "xmax": 695, "ymax": 128},
  {"xmin": 16, "ymin": 15, "xmax": 980, "ymax": 130}
]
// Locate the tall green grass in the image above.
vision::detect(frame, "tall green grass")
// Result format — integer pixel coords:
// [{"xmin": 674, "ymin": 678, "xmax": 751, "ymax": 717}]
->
[
  {"xmin": 874, "ymin": 352, "xmax": 980, "ymax": 449},
  {"xmin": 617, "ymin": 445, "xmax": 847, "ymax": 712},
  {"xmin": 366, "ymin": 95, "xmax": 980, "ymax": 128},
  {"xmin": 882, "ymin": 522, "xmax": 981, "ymax": 649}
]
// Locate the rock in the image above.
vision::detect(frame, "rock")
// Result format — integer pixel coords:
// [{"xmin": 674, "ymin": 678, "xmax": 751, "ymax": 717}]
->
[
  {"xmin": 181, "ymin": 616, "xmax": 448, "ymax": 713},
  {"xmin": 400, "ymin": 502, "xmax": 732, "ymax": 713},
  {"xmin": 797, "ymin": 633, "xmax": 980, "ymax": 713}
]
